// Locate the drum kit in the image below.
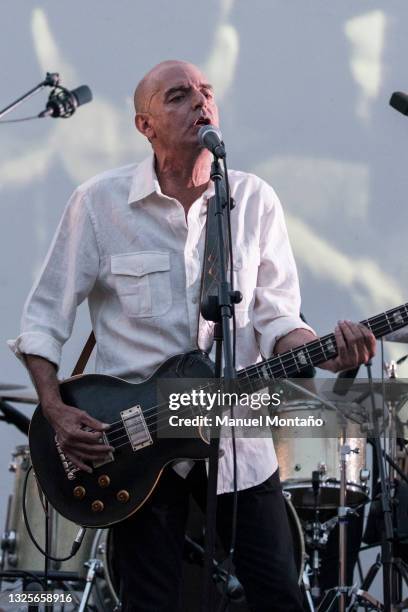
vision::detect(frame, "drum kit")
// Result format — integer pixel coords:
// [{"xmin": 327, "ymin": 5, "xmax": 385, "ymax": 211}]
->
[{"xmin": 0, "ymin": 351, "xmax": 407, "ymax": 611}]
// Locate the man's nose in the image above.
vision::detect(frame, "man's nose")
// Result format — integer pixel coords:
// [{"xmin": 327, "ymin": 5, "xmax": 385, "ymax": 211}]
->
[{"xmin": 192, "ymin": 90, "xmax": 207, "ymax": 109}]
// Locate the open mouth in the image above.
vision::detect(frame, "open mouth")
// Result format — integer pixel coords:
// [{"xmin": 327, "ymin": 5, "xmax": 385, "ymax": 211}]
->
[{"xmin": 194, "ymin": 117, "xmax": 211, "ymax": 127}]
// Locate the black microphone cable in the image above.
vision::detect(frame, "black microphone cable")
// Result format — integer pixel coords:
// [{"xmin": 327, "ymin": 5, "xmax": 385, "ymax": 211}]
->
[{"xmin": 22, "ymin": 464, "xmax": 86, "ymax": 563}]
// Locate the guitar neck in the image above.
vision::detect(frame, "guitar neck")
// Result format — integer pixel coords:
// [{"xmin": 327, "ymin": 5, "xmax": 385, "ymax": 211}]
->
[{"xmin": 238, "ymin": 302, "xmax": 408, "ymax": 385}]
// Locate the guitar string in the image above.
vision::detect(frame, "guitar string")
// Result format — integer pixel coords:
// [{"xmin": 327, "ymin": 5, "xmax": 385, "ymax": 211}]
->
[
  {"xmin": 104, "ymin": 317, "xmax": 407, "ymax": 449},
  {"xmin": 104, "ymin": 318, "xmax": 408, "ymax": 435},
  {"xmin": 100, "ymin": 314, "xmax": 408, "ymax": 446},
  {"xmin": 103, "ymin": 315, "xmax": 408, "ymax": 443}
]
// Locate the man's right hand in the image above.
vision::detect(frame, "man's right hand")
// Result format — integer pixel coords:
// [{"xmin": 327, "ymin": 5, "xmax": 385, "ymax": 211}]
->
[
  {"xmin": 42, "ymin": 401, "xmax": 113, "ymax": 474},
  {"xmin": 24, "ymin": 354, "xmax": 114, "ymax": 474}
]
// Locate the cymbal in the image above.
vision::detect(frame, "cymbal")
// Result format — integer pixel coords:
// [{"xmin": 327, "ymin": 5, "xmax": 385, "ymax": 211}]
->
[
  {"xmin": 329, "ymin": 380, "xmax": 408, "ymax": 406},
  {"xmin": 0, "ymin": 383, "xmax": 27, "ymax": 391},
  {"xmin": 347, "ymin": 380, "xmax": 408, "ymax": 394},
  {"xmin": 385, "ymin": 329, "xmax": 408, "ymax": 343},
  {"xmin": 0, "ymin": 388, "xmax": 38, "ymax": 404}
]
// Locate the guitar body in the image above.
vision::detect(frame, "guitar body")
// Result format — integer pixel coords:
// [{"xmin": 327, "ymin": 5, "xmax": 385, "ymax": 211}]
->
[{"xmin": 29, "ymin": 350, "xmax": 215, "ymax": 528}]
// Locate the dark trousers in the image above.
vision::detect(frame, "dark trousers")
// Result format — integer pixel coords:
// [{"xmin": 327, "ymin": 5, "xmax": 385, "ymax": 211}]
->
[{"xmin": 112, "ymin": 462, "xmax": 304, "ymax": 612}]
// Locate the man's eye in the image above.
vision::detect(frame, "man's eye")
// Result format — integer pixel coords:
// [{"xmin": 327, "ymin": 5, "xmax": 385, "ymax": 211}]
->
[{"xmin": 171, "ymin": 95, "xmax": 184, "ymax": 102}]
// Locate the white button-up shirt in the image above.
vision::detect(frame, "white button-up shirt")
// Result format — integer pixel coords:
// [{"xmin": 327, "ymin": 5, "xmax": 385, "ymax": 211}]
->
[{"xmin": 9, "ymin": 155, "xmax": 313, "ymax": 494}]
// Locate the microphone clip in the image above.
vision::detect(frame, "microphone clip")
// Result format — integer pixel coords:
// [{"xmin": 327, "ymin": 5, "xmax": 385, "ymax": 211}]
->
[{"xmin": 39, "ymin": 85, "xmax": 78, "ymax": 119}]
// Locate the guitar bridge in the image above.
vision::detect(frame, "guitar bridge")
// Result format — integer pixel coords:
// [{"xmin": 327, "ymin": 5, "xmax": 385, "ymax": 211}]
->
[{"xmin": 121, "ymin": 405, "xmax": 153, "ymax": 451}]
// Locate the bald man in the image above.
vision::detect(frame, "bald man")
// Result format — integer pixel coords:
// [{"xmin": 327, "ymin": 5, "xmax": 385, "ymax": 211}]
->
[{"xmin": 10, "ymin": 60, "xmax": 376, "ymax": 611}]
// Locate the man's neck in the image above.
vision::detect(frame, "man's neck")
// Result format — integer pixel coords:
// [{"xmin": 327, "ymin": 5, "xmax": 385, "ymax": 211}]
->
[{"xmin": 154, "ymin": 149, "xmax": 211, "ymax": 213}]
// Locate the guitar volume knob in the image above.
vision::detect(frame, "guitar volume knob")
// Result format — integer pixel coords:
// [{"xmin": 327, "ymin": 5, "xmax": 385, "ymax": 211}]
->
[
  {"xmin": 91, "ymin": 500, "xmax": 104, "ymax": 513},
  {"xmin": 116, "ymin": 490, "xmax": 130, "ymax": 503},
  {"xmin": 98, "ymin": 475, "xmax": 110, "ymax": 488},
  {"xmin": 73, "ymin": 486, "xmax": 86, "ymax": 499}
]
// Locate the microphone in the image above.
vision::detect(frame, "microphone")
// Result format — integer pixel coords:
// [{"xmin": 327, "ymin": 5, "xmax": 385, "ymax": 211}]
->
[
  {"xmin": 39, "ymin": 85, "xmax": 92, "ymax": 119},
  {"xmin": 390, "ymin": 91, "xmax": 408, "ymax": 116},
  {"xmin": 198, "ymin": 124, "xmax": 226, "ymax": 158}
]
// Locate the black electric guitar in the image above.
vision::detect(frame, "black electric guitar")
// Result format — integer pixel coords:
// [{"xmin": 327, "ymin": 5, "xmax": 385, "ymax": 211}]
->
[{"xmin": 29, "ymin": 303, "xmax": 408, "ymax": 527}]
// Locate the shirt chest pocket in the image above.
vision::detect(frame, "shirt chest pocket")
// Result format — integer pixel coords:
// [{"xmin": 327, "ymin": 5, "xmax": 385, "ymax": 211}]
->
[{"xmin": 111, "ymin": 251, "xmax": 172, "ymax": 318}]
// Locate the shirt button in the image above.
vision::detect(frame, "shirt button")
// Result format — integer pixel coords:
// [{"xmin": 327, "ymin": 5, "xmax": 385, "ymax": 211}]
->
[{"xmin": 192, "ymin": 296, "xmax": 198, "ymax": 304}]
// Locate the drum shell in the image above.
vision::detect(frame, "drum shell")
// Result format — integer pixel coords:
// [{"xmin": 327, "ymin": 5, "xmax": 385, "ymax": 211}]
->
[
  {"xmin": 88, "ymin": 493, "xmax": 305, "ymax": 611},
  {"xmin": 274, "ymin": 403, "xmax": 368, "ymax": 510},
  {"xmin": 3, "ymin": 445, "xmax": 95, "ymax": 576}
]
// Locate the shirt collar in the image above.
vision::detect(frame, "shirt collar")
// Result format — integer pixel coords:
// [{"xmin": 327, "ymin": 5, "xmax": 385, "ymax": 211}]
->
[
  {"xmin": 128, "ymin": 154, "xmax": 161, "ymax": 205},
  {"xmin": 127, "ymin": 153, "xmax": 216, "ymax": 205}
]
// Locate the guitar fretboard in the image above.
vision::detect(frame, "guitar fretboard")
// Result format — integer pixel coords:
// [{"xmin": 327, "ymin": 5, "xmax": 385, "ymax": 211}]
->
[{"xmin": 237, "ymin": 302, "xmax": 408, "ymax": 390}]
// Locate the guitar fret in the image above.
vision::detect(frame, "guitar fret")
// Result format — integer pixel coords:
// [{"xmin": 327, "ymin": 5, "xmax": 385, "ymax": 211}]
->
[
  {"xmin": 322, "ymin": 335, "xmax": 336, "ymax": 358},
  {"xmin": 278, "ymin": 355, "xmax": 288, "ymax": 377},
  {"xmin": 292, "ymin": 348, "xmax": 308, "ymax": 371},
  {"xmin": 244, "ymin": 369, "xmax": 255, "ymax": 392},
  {"xmin": 266, "ymin": 361, "xmax": 274, "ymax": 380},
  {"xmin": 390, "ymin": 309, "xmax": 405, "ymax": 328},
  {"xmin": 384, "ymin": 312, "xmax": 393, "ymax": 332},
  {"xmin": 260, "ymin": 363, "xmax": 271, "ymax": 381},
  {"xmin": 319, "ymin": 340, "xmax": 328, "ymax": 361}
]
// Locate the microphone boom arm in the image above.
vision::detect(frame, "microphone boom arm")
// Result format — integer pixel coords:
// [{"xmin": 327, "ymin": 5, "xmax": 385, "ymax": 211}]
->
[{"xmin": 0, "ymin": 72, "xmax": 60, "ymax": 120}]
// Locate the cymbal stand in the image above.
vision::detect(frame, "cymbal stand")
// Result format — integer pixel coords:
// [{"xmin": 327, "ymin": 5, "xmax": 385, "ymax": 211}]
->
[
  {"xmin": 317, "ymin": 428, "xmax": 359, "ymax": 612},
  {"xmin": 339, "ymin": 438, "xmax": 359, "ymax": 612},
  {"xmin": 77, "ymin": 558, "xmax": 104, "ymax": 612},
  {"xmin": 362, "ymin": 360, "xmax": 397, "ymax": 610},
  {"xmin": 304, "ymin": 471, "xmax": 338, "ymax": 605}
]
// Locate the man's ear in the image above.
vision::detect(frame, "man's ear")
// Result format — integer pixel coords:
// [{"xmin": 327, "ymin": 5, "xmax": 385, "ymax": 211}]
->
[{"xmin": 135, "ymin": 113, "xmax": 155, "ymax": 142}]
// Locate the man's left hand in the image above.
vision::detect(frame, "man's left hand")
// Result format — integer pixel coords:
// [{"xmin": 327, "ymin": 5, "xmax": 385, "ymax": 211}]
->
[{"xmin": 321, "ymin": 320, "xmax": 376, "ymax": 373}]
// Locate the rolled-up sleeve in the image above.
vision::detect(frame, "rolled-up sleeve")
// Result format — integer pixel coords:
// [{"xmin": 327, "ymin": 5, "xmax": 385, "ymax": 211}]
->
[
  {"xmin": 8, "ymin": 188, "xmax": 99, "ymax": 370},
  {"xmin": 252, "ymin": 182, "xmax": 315, "ymax": 358}
]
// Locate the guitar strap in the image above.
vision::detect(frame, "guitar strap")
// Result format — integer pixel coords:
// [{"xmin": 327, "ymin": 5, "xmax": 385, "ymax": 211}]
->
[
  {"xmin": 196, "ymin": 189, "xmax": 232, "ymax": 353},
  {"xmin": 71, "ymin": 331, "xmax": 95, "ymax": 377},
  {"xmin": 72, "ymin": 190, "xmax": 233, "ymax": 374}
]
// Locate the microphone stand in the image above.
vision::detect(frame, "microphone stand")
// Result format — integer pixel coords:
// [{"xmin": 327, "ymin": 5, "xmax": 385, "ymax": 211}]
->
[
  {"xmin": 201, "ymin": 155, "xmax": 241, "ymax": 612},
  {"xmin": 365, "ymin": 360, "xmax": 394, "ymax": 611},
  {"xmin": 0, "ymin": 72, "xmax": 59, "ymax": 120}
]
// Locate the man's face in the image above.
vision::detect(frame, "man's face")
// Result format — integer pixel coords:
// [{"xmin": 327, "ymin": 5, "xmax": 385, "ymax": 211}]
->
[{"xmin": 137, "ymin": 63, "xmax": 219, "ymax": 153}]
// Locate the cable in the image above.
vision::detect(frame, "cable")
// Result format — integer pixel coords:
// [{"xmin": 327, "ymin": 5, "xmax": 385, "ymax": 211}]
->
[
  {"xmin": 222, "ymin": 155, "xmax": 236, "ymax": 371},
  {"xmin": 22, "ymin": 465, "xmax": 82, "ymax": 563},
  {"xmin": 0, "ymin": 116, "xmax": 43, "ymax": 124}
]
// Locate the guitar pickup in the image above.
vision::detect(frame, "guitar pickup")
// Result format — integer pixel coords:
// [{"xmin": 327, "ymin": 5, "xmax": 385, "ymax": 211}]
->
[{"xmin": 121, "ymin": 405, "xmax": 153, "ymax": 451}]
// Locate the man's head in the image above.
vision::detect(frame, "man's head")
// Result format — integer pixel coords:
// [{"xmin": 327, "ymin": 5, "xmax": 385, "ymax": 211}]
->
[{"xmin": 134, "ymin": 60, "xmax": 219, "ymax": 155}]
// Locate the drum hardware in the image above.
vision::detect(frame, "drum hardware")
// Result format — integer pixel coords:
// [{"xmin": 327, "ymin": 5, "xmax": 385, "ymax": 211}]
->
[
  {"xmin": 309, "ymin": 435, "xmax": 362, "ymax": 612},
  {"xmin": 303, "ymin": 513, "xmax": 339, "ymax": 603},
  {"xmin": 355, "ymin": 359, "xmax": 408, "ymax": 611},
  {"xmin": 302, "ymin": 566, "xmax": 316, "ymax": 612},
  {"xmin": 78, "ymin": 558, "xmax": 105, "ymax": 612}
]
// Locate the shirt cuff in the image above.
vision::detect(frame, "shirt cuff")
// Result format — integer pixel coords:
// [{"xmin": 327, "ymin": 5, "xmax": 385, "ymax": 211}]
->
[
  {"xmin": 7, "ymin": 331, "xmax": 62, "ymax": 370},
  {"xmin": 259, "ymin": 316, "xmax": 316, "ymax": 359}
]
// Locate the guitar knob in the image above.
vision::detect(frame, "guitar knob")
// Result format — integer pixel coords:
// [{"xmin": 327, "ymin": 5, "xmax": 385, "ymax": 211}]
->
[
  {"xmin": 92, "ymin": 500, "xmax": 104, "ymax": 513},
  {"xmin": 116, "ymin": 490, "xmax": 130, "ymax": 503},
  {"xmin": 73, "ymin": 486, "xmax": 86, "ymax": 500},
  {"xmin": 98, "ymin": 475, "xmax": 110, "ymax": 488}
]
